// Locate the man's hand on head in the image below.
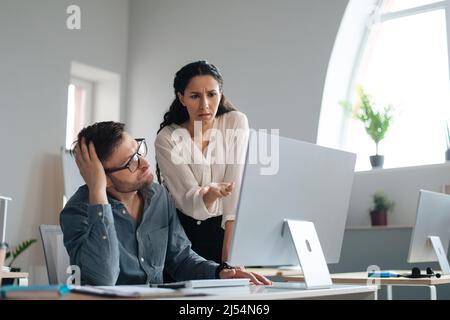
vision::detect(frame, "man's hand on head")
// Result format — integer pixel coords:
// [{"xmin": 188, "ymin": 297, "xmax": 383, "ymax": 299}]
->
[{"xmin": 74, "ymin": 138, "xmax": 108, "ymax": 205}]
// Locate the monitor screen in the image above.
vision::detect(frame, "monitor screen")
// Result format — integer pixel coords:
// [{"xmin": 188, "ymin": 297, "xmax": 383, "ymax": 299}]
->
[
  {"xmin": 228, "ymin": 131, "xmax": 356, "ymax": 267},
  {"xmin": 408, "ymin": 190, "xmax": 450, "ymax": 264},
  {"xmin": 0, "ymin": 197, "xmax": 12, "ymax": 243}
]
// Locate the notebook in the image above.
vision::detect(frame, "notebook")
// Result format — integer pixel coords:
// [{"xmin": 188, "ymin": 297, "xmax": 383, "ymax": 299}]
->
[{"xmin": 69, "ymin": 285, "xmax": 206, "ymax": 298}]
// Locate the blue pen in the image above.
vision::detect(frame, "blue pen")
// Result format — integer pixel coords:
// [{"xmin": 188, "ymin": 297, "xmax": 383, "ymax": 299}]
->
[{"xmin": 368, "ymin": 272, "xmax": 401, "ymax": 278}]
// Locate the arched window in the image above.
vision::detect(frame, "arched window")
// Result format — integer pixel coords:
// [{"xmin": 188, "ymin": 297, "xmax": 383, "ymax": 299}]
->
[{"xmin": 318, "ymin": 0, "xmax": 450, "ymax": 171}]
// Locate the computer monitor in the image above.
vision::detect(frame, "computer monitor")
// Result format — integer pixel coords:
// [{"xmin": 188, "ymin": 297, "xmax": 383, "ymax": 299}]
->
[
  {"xmin": 0, "ymin": 196, "xmax": 12, "ymax": 244},
  {"xmin": 407, "ymin": 190, "xmax": 450, "ymax": 274},
  {"xmin": 229, "ymin": 131, "xmax": 356, "ymax": 271}
]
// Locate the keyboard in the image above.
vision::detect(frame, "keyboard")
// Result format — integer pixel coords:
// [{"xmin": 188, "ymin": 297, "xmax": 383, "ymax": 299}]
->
[
  {"xmin": 267, "ymin": 282, "xmax": 308, "ymax": 290},
  {"xmin": 151, "ymin": 278, "xmax": 250, "ymax": 289}
]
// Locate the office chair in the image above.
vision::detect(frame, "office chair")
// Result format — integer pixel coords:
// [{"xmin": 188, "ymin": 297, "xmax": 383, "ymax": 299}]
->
[{"xmin": 39, "ymin": 225, "xmax": 71, "ymax": 285}]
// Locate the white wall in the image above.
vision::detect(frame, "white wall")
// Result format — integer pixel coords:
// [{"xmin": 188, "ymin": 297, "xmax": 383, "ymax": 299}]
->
[
  {"xmin": 347, "ymin": 164, "xmax": 450, "ymax": 227},
  {"xmin": 126, "ymin": 0, "xmax": 349, "ymax": 169},
  {"xmin": 0, "ymin": 0, "xmax": 129, "ymax": 284}
]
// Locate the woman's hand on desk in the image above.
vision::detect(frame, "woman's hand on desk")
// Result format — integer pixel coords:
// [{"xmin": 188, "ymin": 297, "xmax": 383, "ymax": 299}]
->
[
  {"xmin": 219, "ymin": 266, "xmax": 272, "ymax": 286},
  {"xmin": 200, "ymin": 182, "xmax": 235, "ymax": 210},
  {"xmin": 74, "ymin": 138, "xmax": 108, "ymax": 205}
]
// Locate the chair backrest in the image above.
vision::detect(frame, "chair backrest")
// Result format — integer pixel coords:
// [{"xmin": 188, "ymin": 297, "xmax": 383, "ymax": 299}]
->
[{"xmin": 39, "ymin": 225, "xmax": 71, "ymax": 285}]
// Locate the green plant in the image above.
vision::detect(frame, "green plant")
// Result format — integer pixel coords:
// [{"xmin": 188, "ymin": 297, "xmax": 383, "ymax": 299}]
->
[
  {"xmin": 4, "ymin": 239, "xmax": 37, "ymax": 268},
  {"xmin": 340, "ymin": 86, "xmax": 394, "ymax": 155},
  {"xmin": 371, "ymin": 191, "xmax": 394, "ymax": 212}
]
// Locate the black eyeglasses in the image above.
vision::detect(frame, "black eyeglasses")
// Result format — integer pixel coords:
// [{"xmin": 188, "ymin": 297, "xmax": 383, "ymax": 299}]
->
[{"xmin": 104, "ymin": 138, "xmax": 147, "ymax": 174}]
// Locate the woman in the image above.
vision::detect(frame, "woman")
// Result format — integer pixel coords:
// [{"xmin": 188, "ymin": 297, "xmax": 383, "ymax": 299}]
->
[{"xmin": 155, "ymin": 61, "xmax": 249, "ymax": 264}]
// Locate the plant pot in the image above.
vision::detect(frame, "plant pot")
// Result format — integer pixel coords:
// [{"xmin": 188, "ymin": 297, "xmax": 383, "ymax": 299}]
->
[
  {"xmin": 370, "ymin": 209, "xmax": 388, "ymax": 226},
  {"xmin": 370, "ymin": 155, "xmax": 384, "ymax": 169},
  {"xmin": 1, "ymin": 267, "xmax": 20, "ymax": 286},
  {"xmin": 446, "ymin": 149, "xmax": 450, "ymax": 161}
]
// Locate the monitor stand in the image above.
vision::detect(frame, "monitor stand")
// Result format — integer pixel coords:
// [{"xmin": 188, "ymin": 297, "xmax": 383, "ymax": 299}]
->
[
  {"xmin": 282, "ymin": 219, "xmax": 332, "ymax": 289},
  {"xmin": 428, "ymin": 236, "xmax": 450, "ymax": 275}
]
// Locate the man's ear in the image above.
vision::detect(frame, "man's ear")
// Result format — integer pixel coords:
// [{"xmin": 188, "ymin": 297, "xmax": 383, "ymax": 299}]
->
[
  {"xmin": 177, "ymin": 92, "xmax": 185, "ymax": 107},
  {"xmin": 106, "ymin": 174, "xmax": 113, "ymax": 189}
]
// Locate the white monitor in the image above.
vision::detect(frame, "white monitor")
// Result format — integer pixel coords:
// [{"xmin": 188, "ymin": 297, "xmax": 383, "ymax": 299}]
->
[
  {"xmin": 0, "ymin": 196, "xmax": 12, "ymax": 243},
  {"xmin": 229, "ymin": 131, "xmax": 356, "ymax": 269},
  {"xmin": 407, "ymin": 190, "xmax": 450, "ymax": 274}
]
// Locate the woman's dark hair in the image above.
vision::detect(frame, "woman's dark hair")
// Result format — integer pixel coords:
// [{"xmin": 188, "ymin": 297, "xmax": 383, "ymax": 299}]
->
[
  {"xmin": 156, "ymin": 60, "xmax": 237, "ymax": 183},
  {"xmin": 71, "ymin": 121, "xmax": 125, "ymax": 162}
]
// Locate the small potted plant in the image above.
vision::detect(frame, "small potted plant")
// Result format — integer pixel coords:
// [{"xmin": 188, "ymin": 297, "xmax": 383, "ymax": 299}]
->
[
  {"xmin": 341, "ymin": 86, "xmax": 394, "ymax": 169},
  {"xmin": 370, "ymin": 191, "xmax": 394, "ymax": 226},
  {"xmin": 1, "ymin": 239, "xmax": 36, "ymax": 285}
]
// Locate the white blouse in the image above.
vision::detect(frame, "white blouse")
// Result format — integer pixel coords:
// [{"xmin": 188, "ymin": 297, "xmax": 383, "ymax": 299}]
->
[{"xmin": 154, "ymin": 111, "xmax": 249, "ymax": 228}]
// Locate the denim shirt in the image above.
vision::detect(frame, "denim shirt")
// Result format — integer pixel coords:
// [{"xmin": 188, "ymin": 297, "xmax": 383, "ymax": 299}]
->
[{"xmin": 60, "ymin": 183, "xmax": 219, "ymax": 286}]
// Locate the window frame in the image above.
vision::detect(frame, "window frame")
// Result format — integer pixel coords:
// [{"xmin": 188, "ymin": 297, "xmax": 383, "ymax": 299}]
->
[{"xmin": 340, "ymin": 0, "xmax": 450, "ymax": 170}]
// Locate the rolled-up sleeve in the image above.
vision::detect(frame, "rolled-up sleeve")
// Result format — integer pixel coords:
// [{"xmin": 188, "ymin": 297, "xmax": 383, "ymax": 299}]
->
[{"xmin": 60, "ymin": 202, "xmax": 120, "ymax": 286}]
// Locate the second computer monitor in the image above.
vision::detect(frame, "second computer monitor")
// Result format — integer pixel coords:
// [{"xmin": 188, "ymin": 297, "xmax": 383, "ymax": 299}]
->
[
  {"xmin": 408, "ymin": 190, "xmax": 450, "ymax": 273},
  {"xmin": 228, "ymin": 131, "xmax": 356, "ymax": 267}
]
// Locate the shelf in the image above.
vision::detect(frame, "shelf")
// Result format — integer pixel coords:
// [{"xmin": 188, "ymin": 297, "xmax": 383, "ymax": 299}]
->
[{"xmin": 345, "ymin": 225, "xmax": 413, "ymax": 231}]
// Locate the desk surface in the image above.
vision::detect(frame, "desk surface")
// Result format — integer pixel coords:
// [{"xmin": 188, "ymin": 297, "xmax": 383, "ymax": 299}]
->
[
  {"xmin": 284, "ymin": 271, "xmax": 450, "ymax": 286},
  {"xmin": 59, "ymin": 284, "xmax": 377, "ymax": 300},
  {"xmin": 0, "ymin": 271, "xmax": 29, "ymax": 279}
]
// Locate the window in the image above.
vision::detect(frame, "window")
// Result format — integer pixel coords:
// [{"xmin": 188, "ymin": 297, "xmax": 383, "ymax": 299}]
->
[
  {"xmin": 65, "ymin": 78, "xmax": 93, "ymax": 149},
  {"xmin": 65, "ymin": 61, "xmax": 121, "ymax": 150},
  {"xmin": 338, "ymin": 0, "xmax": 450, "ymax": 171},
  {"xmin": 381, "ymin": 0, "xmax": 441, "ymax": 13}
]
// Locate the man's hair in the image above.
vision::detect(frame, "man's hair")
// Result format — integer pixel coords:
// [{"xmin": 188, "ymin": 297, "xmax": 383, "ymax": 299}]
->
[{"xmin": 72, "ymin": 121, "xmax": 125, "ymax": 162}]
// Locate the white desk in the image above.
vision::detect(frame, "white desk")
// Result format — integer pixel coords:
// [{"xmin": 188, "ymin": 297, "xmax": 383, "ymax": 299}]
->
[
  {"xmin": 163, "ymin": 284, "xmax": 378, "ymax": 300},
  {"xmin": 4, "ymin": 283, "xmax": 376, "ymax": 300},
  {"xmin": 0, "ymin": 271, "xmax": 29, "ymax": 286},
  {"xmin": 284, "ymin": 271, "xmax": 450, "ymax": 300}
]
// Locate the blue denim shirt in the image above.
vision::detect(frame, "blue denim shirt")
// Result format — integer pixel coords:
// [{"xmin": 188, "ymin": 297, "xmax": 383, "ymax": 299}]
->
[{"xmin": 60, "ymin": 183, "xmax": 219, "ymax": 286}]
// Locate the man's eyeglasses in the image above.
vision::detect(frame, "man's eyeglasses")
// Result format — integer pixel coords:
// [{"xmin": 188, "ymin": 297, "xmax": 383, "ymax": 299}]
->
[{"xmin": 104, "ymin": 138, "xmax": 147, "ymax": 174}]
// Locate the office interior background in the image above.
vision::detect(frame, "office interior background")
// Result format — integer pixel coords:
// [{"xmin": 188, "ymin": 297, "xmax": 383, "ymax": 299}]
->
[{"xmin": 1, "ymin": 0, "xmax": 450, "ymax": 299}]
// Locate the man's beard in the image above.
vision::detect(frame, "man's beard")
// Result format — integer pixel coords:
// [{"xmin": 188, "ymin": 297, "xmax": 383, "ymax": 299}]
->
[{"xmin": 109, "ymin": 173, "xmax": 154, "ymax": 193}]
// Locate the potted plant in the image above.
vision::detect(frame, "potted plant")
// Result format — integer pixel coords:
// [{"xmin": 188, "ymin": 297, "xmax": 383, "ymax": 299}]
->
[
  {"xmin": 1, "ymin": 239, "xmax": 36, "ymax": 285},
  {"xmin": 341, "ymin": 86, "xmax": 394, "ymax": 169},
  {"xmin": 370, "ymin": 191, "xmax": 394, "ymax": 226}
]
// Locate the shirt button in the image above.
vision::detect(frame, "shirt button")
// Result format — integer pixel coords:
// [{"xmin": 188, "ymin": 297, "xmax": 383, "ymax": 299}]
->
[
  {"xmin": 140, "ymin": 257, "xmax": 144, "ymax": 262},
  {"xmin": 98, "ymin": 212, "xmax": 102, "ymax": 217},
  {"xmin": 102, "ymin": 235, "xmax": 107, "ymax": 240},
  {"xmin": 197, "ymin": 221, "xmax": 201, "ymax": 225},
  {"xmin": 122, "ymin": 210, "xmax": 126, "ymax": 215}
]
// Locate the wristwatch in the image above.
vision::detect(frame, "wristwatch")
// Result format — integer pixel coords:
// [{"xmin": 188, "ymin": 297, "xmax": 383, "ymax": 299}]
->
[{"xmin": 215, "ymin": 262, "xmax": 233, "ymax": 279}]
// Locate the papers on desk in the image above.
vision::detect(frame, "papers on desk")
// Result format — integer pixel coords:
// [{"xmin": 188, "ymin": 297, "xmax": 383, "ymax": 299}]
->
[
  {"xmin": 69, "ymin": 285, "xmax": 206, "ymax": 298},
  {"xmin": 1, "ymin": 266, "xmax": 11, "ymax": 272}
]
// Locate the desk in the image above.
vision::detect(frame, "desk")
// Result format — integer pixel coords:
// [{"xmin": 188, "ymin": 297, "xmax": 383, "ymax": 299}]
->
[
  {"xmin": 60, "ymin": 284, "xmax": 377, "ymax": 300},
  {"xmin": 0, "ymin": 271, "xmax": 29, "ymax": 286},
  {"xmin": 284, "ymin": 271, "xmax": 450, "ymax": 300}
]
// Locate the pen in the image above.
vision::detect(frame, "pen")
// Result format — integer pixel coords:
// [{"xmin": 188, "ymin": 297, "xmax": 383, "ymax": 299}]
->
[{"xmin": 368, "ymin": 272, "xmax": 401, "ymax": 278}]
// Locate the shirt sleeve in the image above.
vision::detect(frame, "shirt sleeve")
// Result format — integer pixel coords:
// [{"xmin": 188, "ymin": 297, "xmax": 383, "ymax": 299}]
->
[
  {"xmin": 155, "ymin": 129, "xmax": 220, "ymax": 221},
  {"xmin": 221, "ymin": 112, "xmax": 250, "ymax": 229},
  {"xmin": 60, "ymin": 201, "xmax": 120, "ymax": 286}
]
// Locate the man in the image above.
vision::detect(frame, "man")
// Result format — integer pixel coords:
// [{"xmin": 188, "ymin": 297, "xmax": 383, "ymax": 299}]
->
[{"xmin": 60, "ymin": 121, "xmax": 270, "ymax": 286}]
